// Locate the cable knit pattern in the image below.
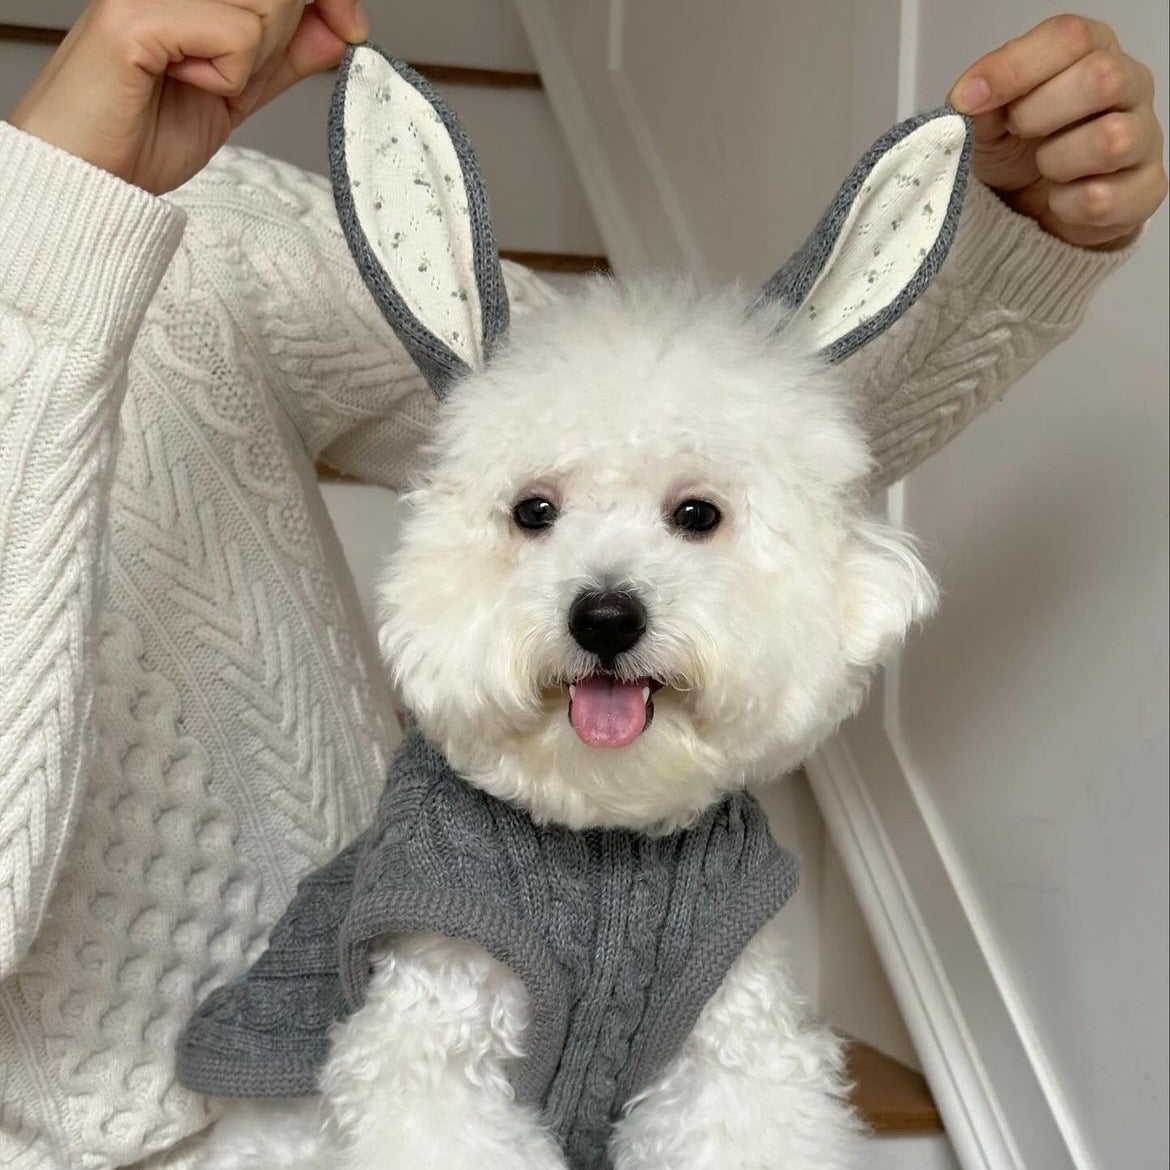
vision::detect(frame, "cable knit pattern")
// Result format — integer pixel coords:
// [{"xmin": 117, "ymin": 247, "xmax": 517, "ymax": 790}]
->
[
  {"xmin": 853, "ymin": 179, "xmax": 1132, "ymax": 489},
  {"xmin": 12, "ymin": 614, "xmax": 251, "ymax": 1169},
  {"xmin": 178, "ymin": 731, "xmax": 800, "ymax": 1170},
  {"xmin": 0, "ymin": 110, "xmax": 1130, "ymax": 1168},
  {"xmin": 0, "ymin": 125, "xmax": 553, "ymax": 1170}
]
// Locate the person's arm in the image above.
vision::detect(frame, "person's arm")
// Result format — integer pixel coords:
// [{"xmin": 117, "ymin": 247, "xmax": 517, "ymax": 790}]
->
[
  {"xmin": 0, "ymin": 124, "xmax": 185, "ymax": 973},
  {"xmin": 2, "ymin": 0, "xmax": 366, "ymax": 972},
  {"xmin": 166, "ymin": 146, "xmax": 560, "ymax": 493},
  {"xmin": 853, "ymin": 179, "xmax": 1132, "ymax": 491},
  {"xmin": 852, "ymin": 14, "xmax": 1166, "ymax": 488}
]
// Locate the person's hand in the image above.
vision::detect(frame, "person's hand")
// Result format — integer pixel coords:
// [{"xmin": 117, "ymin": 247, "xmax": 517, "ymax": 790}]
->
[
  {"xmin": 9, "ymin": 0, "xmax": 369, "ymax": 195},
  {"xmin": 949, "ymin": 14, "xmax": 1167, "ymax": 249}
]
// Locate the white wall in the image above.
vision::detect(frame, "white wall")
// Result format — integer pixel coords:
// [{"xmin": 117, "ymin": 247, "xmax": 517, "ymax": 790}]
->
[{"xmin": 895, "ymin": 2, "xmax": 1168, "ymax": 1166}]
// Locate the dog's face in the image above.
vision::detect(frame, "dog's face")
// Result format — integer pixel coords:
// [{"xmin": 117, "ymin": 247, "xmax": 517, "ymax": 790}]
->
[{"xmin": 378, "ymin": 280, "xmax": 936, "ymax": 830}]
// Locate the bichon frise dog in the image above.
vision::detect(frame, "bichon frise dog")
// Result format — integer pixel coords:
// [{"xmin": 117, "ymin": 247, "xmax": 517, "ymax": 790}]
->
[{"xmin": 179, "ymin": 43, "xmax": 971, "ymax": 1170}]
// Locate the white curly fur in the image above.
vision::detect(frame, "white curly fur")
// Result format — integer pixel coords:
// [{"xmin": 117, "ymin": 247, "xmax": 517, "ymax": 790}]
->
[
  {"xmin": 200, "ymin": 277, "xmax": 935, "ymax": 1169},
  {"xmin": 379, "ymin": 280, "xmax": 935, "ymax": 831}
]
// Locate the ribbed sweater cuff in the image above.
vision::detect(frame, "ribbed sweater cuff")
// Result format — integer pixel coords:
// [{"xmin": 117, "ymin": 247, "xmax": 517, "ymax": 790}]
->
[
  {"xmin": 0, "ymin": 122, "xmax": 186, "ymax": 344},
  {"xmin": 951, "ymin": 179, "xmax": 1135, "ymax": 324}
]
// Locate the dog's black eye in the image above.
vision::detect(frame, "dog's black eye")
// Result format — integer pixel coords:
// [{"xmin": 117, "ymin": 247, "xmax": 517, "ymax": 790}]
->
[
  {"xmin": 512, "ymin": 496, "xmax": 558, "ymax": 531},
  {"xmin": 670, "ymin": 498, "xmax": 721, "ymax": 536}
]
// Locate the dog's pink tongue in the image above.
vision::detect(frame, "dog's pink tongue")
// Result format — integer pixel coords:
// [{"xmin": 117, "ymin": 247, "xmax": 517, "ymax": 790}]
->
[{"xmin": 570, "ymin": 677, "xmax": 647, "ymax": 748}]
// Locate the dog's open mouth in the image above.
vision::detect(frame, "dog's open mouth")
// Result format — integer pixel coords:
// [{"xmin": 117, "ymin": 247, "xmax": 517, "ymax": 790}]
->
[{"xmin": 567, "ymin": 675, "xmax": 662, "ymax": 748}]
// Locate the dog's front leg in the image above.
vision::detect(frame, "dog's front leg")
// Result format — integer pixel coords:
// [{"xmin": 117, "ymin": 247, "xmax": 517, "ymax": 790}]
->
[
  {"xmin": 611, "ymin": 916, "xmax": 866, "ymax": 1170},
  {"xmin": 196, "ymin": 1097, "xmax": 336, "ymax": 1169},
  {"xmin": 319, "ymin": 931, "xmax": 568, "ymax": 1170}
]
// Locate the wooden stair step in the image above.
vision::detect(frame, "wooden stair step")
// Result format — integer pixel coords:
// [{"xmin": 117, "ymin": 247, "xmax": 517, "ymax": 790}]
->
[
  {"xmin": 409, "ymin": 62, "xmax": 541, "ymax": 90},
  {"xmin": 0, "ymin": 29, "xmax": 605, "ymax": 258},
  {"xmin": 844, "ymin": 1036, "xmax": 944, "ymax": 1135},
  {"xmin": 500, "ymin": 249, "xmax": 610, "ymax": 275},
  {"xmin": 0, "ymin": 22, "xmax": 62, "ymax": 45},
  {"xmin": 2, "ymin": 0, "xmax": 540, "ymax": 73},
  {"xmin": 0, "ymin": 24, "xmax": 542, "ymax": 89}
]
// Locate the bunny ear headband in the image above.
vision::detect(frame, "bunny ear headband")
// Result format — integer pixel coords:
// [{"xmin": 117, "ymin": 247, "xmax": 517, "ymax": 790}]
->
[{"xmin": 329, "ymin": 43, "xmax": 973, "ymax": 398}]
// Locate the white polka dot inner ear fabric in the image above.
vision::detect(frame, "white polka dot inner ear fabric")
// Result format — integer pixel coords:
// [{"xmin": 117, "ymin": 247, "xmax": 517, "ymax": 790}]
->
[
  {"xmin": 345, "ymin": 51, "xmax": 484, "ymax": 368},
  {"xmin": 799, "ymin": 117, "xmax": 966, "ymax": 352}
]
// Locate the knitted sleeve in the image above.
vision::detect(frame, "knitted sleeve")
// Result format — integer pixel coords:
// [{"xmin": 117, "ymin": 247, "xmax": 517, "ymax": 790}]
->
[
  {"xmin": 0, "ymin": 123, "xmax": 185, "ymax": 974},
  {"xmin": 166, "ymin": 147, "xmax": 559, "ymax": 492},
  {"xmin": 166, "ymin": 149, "xmax": 1133, "ymax": 496},
  {"xmin": 851, "ymin": 180, "xmax": 1134, "ymax": 490}
]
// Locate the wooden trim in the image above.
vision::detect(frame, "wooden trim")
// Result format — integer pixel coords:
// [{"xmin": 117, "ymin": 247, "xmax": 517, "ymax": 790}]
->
[
  {"xmin": 844, "ymin": 1036, "xmax": 943, "ymax": 1134},
  {"xmin": 0, "ymin": 22, "xmax": 64, "ymax": 45},
  {"xmin": 315, "ymin": 461, "xmax": 353, "ymax": 482},
  {"xmin": 500, "ymin": 249, "xmax": 610, "ymax": 274},
  {"xmin": 409, "ymin": 62, "xmax": 542, "ymax": 90},
  {"xmin": 0, "ymin": 23, "xmax": 544, "ymax": 89}
]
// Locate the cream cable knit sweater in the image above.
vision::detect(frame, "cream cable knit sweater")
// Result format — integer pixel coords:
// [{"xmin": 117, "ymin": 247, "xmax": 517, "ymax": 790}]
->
[{"xmin": 0, "ymin": 121, "xmax": 1128, "ymax": 1170}]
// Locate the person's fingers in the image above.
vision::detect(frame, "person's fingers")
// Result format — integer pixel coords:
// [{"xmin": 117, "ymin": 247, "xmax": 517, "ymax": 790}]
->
[
  {"xmin": 313, "ymin": 0, "xmax": 369, "ymax": 46},
  {"xmin": 1004, "ymin": 50, "xmax": 1156, "ymax": 139},
  {"xmin": 230, "ymin": 3, "xmax": 347, "ymax": 120},
  {"xmin": 950, "ymin": 14, "xmax": 1118, "ymax": 114},
  {"xmin": 1005, "ymin": 180, "xmax": 1134, "ymax": 248},
  {"xmin": 965, "ymin": 106, "xmax": 1010, "ymax": 146},
  {"xmin": 1045, "ymin": 162, "xmax": 1170, "ymax": 238},
  {"xmin": 1033, "ymin": 217, "xmax": 1134, "ymax": 249},
  {"xmin": 136, "ymin": 3, "xmax": 266, "ymax": 96},
  {"xmin": 968, "ymin": 114, "xmax": 1042, "ymax": 192},
  {"xmin": 1034, "ymin": 110, "xmax": 1163, "ymax": 183},
  {"xmin": 249, "ymin": 0, "xmax": 304, "ymax": 78}
]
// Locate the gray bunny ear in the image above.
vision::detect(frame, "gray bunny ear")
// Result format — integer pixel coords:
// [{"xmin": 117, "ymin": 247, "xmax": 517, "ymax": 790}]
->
[
  {"xmin": 329, "ymin": 43, "xmax": 509, "ymax": 398},
  {"xmin": 760, "ymin": 108, "xmax": 973, "ymax": 364}
]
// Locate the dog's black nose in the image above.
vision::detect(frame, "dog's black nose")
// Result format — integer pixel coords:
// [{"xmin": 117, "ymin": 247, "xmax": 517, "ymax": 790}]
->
[{"xmin": 568, "ymin": 590, "xmax": 647, "ymax": 662}]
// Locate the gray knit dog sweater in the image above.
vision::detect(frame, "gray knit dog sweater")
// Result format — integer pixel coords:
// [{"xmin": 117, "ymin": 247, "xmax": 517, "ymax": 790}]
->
[{"xmin": 178, "ymin": 731, "xmax": 799, "ymax": 1168}]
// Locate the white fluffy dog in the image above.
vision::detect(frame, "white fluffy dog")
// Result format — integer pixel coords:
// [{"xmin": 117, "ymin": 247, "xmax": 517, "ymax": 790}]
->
[
  {"xmin": 379, "ymin": 280, "xmax": 935, "ymax": 835},
  {"xmin": 186, "ymin": 44, "xmax": 972, "ymax": 1170}
]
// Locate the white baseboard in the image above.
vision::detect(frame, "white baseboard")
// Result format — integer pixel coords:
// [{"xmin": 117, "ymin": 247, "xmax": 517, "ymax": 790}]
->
[
  {"xmin": 872, "ymin": 1133, "xmax": 961, "ymax": 1170},
  {"xmin": 807, "ymin": 718, "xmax": 1094, "ymax": 1170}
]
